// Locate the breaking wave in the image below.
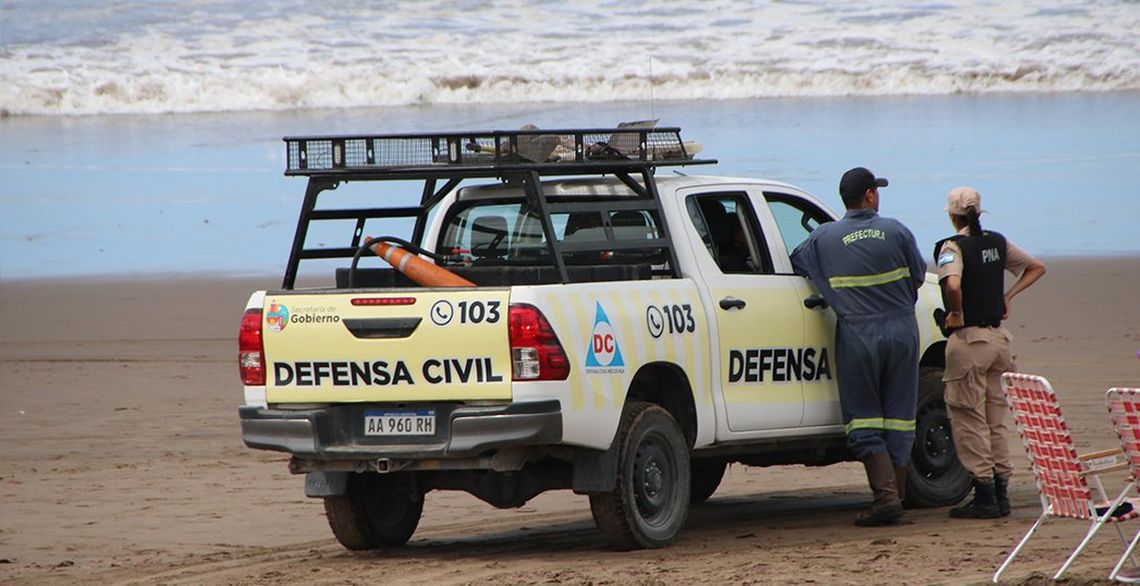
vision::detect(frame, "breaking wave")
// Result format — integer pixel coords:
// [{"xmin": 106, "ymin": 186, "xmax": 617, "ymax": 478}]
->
[{"xmin": 2, "ymin": 0, "xmax": 1138, "ymax": 116}]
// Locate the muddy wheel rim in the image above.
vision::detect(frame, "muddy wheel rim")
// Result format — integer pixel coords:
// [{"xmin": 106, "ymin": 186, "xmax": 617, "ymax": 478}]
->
[
  {"xmin": 915, "ymin": 401, "xmax": 955, "ymax": 477},
  {"xmin": 633, "ymin": 432, "xmax": 674, "ymax": 524}
]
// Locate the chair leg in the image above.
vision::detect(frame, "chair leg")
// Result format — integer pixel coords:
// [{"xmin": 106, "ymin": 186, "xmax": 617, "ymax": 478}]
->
[
  {"xmin": 994, "ymin": 512, "xmax": 1048, "ymax": 583},
  {"xmin": 1054, "ymin": 515, "xmax": 1113, "ymax": 579},
  {"xmin": 1115, "ymin": 521, "xmax": 1132, "ymax": 550},
  {"xmin": 1107, "ymin": 481, "xmax": 1137, "ymax": 550},
  {"xmin": 1110, "ymin": 530, "xmax": 1140, "ymax": 581}
]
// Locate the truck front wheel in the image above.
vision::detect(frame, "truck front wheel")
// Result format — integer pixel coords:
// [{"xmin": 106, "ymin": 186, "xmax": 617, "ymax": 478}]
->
[
  {"xmin": 905, "ymin": 367, "xmax": 972, "ymax": 508},
  {"xmin": 323, "ymin": 472, "xmax": 424, "ymax": 550},
  {"xmin": 589, "ymin": 402, "xmax": 691, "ymax": 549}
]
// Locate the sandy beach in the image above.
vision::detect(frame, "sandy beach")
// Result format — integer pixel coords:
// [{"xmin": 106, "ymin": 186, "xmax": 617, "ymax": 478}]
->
[{"xmin": 1, "ymin": 257, "xmax": 1138, "ymax": 585}]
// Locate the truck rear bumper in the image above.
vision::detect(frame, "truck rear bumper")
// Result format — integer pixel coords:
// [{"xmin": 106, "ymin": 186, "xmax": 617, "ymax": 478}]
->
[{"xmin": 239, "ymin": 400, "xmax": 562, "ymax": 459}]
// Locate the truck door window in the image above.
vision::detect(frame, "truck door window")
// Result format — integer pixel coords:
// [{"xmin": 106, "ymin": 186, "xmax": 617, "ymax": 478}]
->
[
  {"xmin": 764, "ymin": 193, "xmax": 832, "ymax": 256},
  {"xmin": 685, "ymin": 193, "xmax": 772, "ymax": 274}
]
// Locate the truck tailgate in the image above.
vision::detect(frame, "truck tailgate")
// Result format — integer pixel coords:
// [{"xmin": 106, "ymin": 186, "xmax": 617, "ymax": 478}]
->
[{"xmin": 262, "ymin": 289, "xmax": 511, "ymax": 403}]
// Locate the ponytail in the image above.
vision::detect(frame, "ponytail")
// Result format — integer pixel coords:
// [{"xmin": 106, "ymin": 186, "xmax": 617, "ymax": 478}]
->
[
  {"xmin": 965, "ymin": 209, "xmax": 983, "ymax": 237},
  {"xmin": 951, "ymin": 210, "xmax": 984, "ymax": 236}
]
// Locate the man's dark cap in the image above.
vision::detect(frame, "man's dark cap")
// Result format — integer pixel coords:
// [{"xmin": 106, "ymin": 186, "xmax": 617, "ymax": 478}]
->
[{"xmin": 839, "ymin": 167, "xmax": 889, "ymax": 200}]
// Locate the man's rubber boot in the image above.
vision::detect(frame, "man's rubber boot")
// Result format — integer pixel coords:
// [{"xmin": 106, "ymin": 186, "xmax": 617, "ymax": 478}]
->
[
  {"xmin": 994, "ymin": 475, "xmax": 1011, "ymax": 517},
  {"xmin": 950, "ymin": 479, "xmax": 1002, "ymax": 519},
  {"xmin": 895, "ymin": 465, "xmax": 908, "ymax": 507},
  {"xmin": 855, "ymin": 453, "xmax": 903, "ymax": 526}
]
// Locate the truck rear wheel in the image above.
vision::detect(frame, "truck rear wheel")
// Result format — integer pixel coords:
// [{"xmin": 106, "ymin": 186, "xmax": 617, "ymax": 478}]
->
[
  {"xmin": 323, "ymin": 472, "xmax": 423, "ymax": 550},
  {"xmin": 689, "ymin": 459, "xmax": 727, "ymax": 504},
  {"xmin": 589, "ymin": 402, "xmax": 690, "ymax": 550},
  {"xmin": 905, "ymin": 367, "xmax": 972, "ymax": 508}
]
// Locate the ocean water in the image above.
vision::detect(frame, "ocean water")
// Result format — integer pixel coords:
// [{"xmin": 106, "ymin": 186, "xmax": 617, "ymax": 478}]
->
[
  {"xmin": 0, "ymin": 1, "xmax": 1138, "ymax": 279},
  {"xmin": 2, "ymin": 0, "xmax": 1138, "ymax": 115}
]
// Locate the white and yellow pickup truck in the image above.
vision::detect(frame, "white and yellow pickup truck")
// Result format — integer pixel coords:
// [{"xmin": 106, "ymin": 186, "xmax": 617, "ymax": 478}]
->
[{"xmin": 238, "ymin": 126, "xmax": 967, "ymax": 550}]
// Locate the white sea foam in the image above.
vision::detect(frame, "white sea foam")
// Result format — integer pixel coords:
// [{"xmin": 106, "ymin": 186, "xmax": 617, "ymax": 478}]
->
[{"xmin": 1, "ymin": 0, "xmax": 1138, "ymax": 116}]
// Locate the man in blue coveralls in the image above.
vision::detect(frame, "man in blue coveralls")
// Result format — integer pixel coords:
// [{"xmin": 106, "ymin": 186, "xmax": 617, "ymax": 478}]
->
[{"xmin": 791, "ymin": 167, "xmax": 927, "ymax": 526}]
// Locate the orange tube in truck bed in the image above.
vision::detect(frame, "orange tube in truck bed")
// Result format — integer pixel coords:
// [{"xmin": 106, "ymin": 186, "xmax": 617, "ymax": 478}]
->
[{"xmin": 367, "ymin": 239, "xmax": 476, "ymax": 288}]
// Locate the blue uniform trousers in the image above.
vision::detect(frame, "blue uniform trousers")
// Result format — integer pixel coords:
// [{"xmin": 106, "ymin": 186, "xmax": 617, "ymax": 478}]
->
[{"xmin": 835, "ymin": 309, "xmax": 919, "ymax": 465}]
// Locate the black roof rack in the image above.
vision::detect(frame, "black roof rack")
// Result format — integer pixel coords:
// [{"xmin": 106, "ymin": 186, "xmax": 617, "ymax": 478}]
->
[
  {"xmin": 284, "ymin": 126, "xmax": 716, "ymax": 176},
  {"xmin": 279, "ymin": 126, "xmax": 718, "ymax": 289}
]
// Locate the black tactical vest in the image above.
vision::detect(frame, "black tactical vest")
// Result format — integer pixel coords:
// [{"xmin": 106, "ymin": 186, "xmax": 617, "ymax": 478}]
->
[{"xmin": 934, "ymin": 231, "xmax": 1007, "ymax": 327}]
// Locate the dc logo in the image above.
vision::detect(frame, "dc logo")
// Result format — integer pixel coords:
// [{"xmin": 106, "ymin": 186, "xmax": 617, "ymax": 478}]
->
[
  {"xmin": 591, "ymin": 321, "xmax": 617, "ymax": 366},
  {"xmin": 585, "ymin": 302, "xmax": 624, "ymax": 370}
]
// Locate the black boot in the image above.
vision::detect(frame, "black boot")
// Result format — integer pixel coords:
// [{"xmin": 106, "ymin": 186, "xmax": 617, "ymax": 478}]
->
[
  {"xmin": 895, "ymin": 465, "xmax": 908, "ymax": 507},
  {"xmin": 855, "ymin": 453, "xmax": 903, "ymax": 526},
  {"xmin": 994, "ymin": 475, "xmax": 1011, "ymax": 517},
  {"xmin": 950, "ymin": 479, "xmax": 1002, "ymax": 519}
]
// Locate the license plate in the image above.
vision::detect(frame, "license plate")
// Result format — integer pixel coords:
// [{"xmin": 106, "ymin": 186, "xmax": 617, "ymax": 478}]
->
[{"xmin": 364, "ymin": 410, "xmax": 436, "ymax": 436}]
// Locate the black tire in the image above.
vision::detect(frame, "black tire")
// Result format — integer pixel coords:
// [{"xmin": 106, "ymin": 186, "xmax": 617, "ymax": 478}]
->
[
  {"xmin": 905, "ymin": 367, "xmax": 972, "ymax": 508},
  {"xmin": 590, "ymin": 402, "xmax": 691, "ymax": 550},
  {"xmin": 323, "ymin": 472, "xmax": 424, "ymax": 550},
  {"xmin": 689, "ymin": 459, "xmax": 727, "ymax": 504}
]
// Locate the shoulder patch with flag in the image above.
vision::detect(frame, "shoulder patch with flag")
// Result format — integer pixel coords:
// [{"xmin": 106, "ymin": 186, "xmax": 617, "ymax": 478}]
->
[{"xmin": 937, "ymin": 251, "xmax": 956, "ymax": 267}]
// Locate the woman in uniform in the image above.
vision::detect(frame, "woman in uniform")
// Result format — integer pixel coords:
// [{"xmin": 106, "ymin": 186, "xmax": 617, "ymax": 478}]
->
[{"xmin": 934, "ymin": 186, "xmax": 1046, "ymax": 519}]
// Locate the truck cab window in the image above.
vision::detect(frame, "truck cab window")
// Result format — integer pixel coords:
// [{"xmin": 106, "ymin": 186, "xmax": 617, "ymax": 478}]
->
[
  {"xmin": 438, "ymin": 201, "xmax": 667, "ymax": 269},
  {"xmin": 685, "ymin": 193, "xmax": 772, "ymax": 274},
  {"xmin": 438, "ymin": 202, "xmax": 544, "ymax": 265},
  {"xmin": 764, "ymin": 193, "xmax": 832, "ymax": 257}
]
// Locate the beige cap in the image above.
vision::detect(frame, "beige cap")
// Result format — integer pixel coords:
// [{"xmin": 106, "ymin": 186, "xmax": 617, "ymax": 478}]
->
[{"xmin": 946, "ymin": 186, "xmax": 984, "ymax": 215}]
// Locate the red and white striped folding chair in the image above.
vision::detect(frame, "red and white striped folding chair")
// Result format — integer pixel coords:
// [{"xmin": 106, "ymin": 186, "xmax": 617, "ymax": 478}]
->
[
  {"xmin": 992, "ymin": 373, "xmax": 1137, "ymax": 583},
  {"xmin": 1105, "ymin": 387, "xmax": 1140, "ymax": 582}
]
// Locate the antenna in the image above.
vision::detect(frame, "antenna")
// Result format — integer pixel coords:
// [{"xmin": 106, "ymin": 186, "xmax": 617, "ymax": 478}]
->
[{"xmin": 649, "ymin": 57, "xmax": 655, "ymax": 121}]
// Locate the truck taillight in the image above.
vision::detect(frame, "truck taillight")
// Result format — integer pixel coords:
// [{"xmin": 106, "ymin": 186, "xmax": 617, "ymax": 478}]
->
[
  {"xmin": 509, "ymin": 303, "xmax": 569, "ymax": 381},
  {"xmin": 239, "ymin": 307, "xmax": 265, "ymax": 385}
]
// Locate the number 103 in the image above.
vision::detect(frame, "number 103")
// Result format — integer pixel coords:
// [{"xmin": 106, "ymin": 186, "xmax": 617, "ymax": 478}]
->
[{"xmin": 662, "ymin": 303, "xmax": 695, "ymax": 334}]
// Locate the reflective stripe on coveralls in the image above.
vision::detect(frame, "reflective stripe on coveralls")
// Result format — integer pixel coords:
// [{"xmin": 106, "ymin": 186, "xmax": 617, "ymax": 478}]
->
[
  {"xmin": 845, "ymin": 418, "xmax": 917, "ymax": 433},
  {"xmin": 828, "ymin": 266, "xmax": 911, "ymax": 289}
]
